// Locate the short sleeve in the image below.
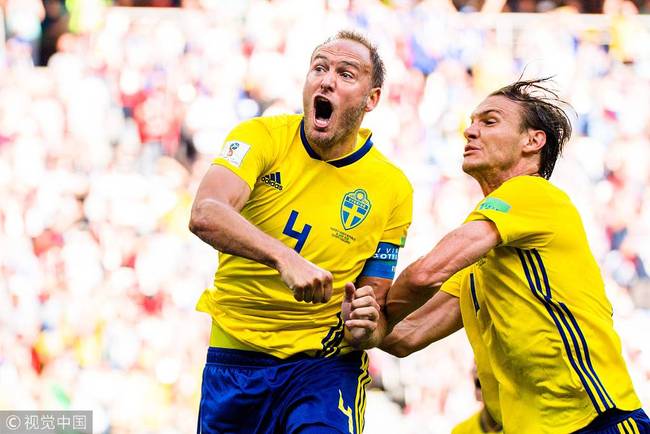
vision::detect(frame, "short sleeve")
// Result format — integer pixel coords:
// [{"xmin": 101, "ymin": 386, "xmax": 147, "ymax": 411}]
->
[
  {"xmin": 379, "ymin": 182, "xmax": 413, "ymax": 247},
  {"xmin": 440, "ymin": 269, "xmax": 465, "ymax": 298},
  {"xmin": 212, "ymin": 118, "xmax": 276, "ymax": 190},
  {"xmin": 465, "ymin": 177, "xmax": 555, "ymax": 249}
]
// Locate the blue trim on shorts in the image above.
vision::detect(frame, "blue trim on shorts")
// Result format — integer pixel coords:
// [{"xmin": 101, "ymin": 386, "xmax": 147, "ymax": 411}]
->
[
  {"xmin": 574, "ymin": 408, "xmax": 650, "ymax": 433},
  {"xmin": 206, "ymin": 347, "xmax": 311, "ymax": 367}
]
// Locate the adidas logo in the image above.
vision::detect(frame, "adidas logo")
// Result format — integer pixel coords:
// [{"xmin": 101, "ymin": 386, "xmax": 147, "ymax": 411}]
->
[{"xmin": 261, "ymin": 172, "xmax": 283, "ymax": 190}]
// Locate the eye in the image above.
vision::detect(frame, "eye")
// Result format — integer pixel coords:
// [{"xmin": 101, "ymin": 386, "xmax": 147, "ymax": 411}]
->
[
  {"xmin": 314, "ymin": 65, "xmax": 326, "ymax": 73},
  {"xmin": 340, "ymin": 71, "xmax": 354, "ymax": 79}
]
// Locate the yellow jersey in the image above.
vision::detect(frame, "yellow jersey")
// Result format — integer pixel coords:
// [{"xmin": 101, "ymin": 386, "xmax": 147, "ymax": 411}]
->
[
  {"xmin": 452, "ymin": 410, "xmax": 504, "ymax": 434},
  {"xmin": 196, "ymin": 114, "xmax": 413, "ymax": 359},
  {"xmin": 447, "ymin": 176, "xmax": 641, "ymax": 433},
  {"xmin": 442, "ymin": 272, "xmax": 503, "ymax": 427}
]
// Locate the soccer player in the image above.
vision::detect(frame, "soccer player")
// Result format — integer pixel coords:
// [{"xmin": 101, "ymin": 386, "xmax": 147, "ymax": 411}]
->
[
  {"xmin": 189, "ymin": 30, "xmax": 413, "ymax": 433},
  {"xmin": 378, "ymin": 78, "xmax": 649, "ymax": 432}
]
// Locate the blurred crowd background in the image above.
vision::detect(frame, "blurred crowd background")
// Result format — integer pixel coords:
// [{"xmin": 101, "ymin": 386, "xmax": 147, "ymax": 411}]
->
[{"xmin": 1, "ymin": 1, "xmax": 650, "ymax": 433}]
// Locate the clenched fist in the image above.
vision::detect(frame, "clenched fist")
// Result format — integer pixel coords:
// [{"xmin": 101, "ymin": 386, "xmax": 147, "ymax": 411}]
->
[
  {"xmin": 277, "ymin": 250, "xmax": 333, "ymax": 303},
  {"xmin": 342, "ymin": 282, "xmax": 382, "ymax": 347}
]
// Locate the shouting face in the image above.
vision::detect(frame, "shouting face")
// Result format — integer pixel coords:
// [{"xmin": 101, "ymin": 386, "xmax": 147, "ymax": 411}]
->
[{"xmin": 302, "ymin": 38, "xmax": 380, "ymax": 151}]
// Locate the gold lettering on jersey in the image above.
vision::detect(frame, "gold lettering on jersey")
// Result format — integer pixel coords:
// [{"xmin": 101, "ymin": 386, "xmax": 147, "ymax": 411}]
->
[
  {"xmin": 337, "ymin": 389, "xmax": 354, "ymax": 434},
  {"xmin": 330, "ymin": 227, "xmax": 356, "ymax": 244}
]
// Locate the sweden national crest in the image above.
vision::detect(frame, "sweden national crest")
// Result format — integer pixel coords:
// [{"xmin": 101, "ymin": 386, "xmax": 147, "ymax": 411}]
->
[{"xmin": 340, "ymin": 189, "xmax": 371, "ymax": 230}]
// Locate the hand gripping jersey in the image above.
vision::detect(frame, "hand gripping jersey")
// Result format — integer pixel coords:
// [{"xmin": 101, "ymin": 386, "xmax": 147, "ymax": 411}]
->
[
  {"xmin": 196, "ymin": 114, "xmax": 413, "ymax": 359},
  {"xmin": 444, "ymin": 176, "xmax": 641, "ymax": 433}
]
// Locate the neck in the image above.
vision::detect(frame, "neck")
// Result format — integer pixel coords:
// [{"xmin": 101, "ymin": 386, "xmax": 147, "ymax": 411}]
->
[
  {"xmin": 472, "ymin": 163, "xmax": 540, "ymax": 196},
  {"xmin": 311, "ymin": 133, "xmax": 358, "ymax": 161}
]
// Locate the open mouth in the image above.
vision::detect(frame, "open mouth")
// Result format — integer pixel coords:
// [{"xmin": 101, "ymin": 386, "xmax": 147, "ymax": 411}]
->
[{"xmin": 313, "ymin": 96, "xmax": 333, "ymax": 129}]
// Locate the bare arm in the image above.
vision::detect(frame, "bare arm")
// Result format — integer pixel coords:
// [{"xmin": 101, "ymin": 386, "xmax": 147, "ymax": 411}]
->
[
  {"xmin": 380, "ymin": 291, "xmax": 462, "ymax": 358},
  {"xmin": 342, "ymin": 276, "xmax": 391, "ymax": 350},
  {"xmin": 189, "ymin": 165, "xmax": 333, "ymax": 303},
  {"xmin": 385, "ymin": 220, "xmax": 500, "ymax": 329},
  {"xmin": 190, "ymin": 165, "xmax": 279, "ymax": 265}
]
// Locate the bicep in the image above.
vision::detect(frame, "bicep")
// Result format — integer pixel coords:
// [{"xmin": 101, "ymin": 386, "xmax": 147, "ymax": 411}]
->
[{"xmin": 193, "ymin": 165, "xmax": 252, "ymax": 212}]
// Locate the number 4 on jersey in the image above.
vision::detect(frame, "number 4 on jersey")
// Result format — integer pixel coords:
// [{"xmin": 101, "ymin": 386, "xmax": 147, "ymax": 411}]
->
[{"xmin": 283, "ymin": 210, "xmax": 312, "ymax": 253}]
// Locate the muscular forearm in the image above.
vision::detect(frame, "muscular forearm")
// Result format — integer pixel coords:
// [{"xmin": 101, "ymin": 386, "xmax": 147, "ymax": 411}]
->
[
  {"xmin": 385, "ymin": 220, "xmax": 500, "ymax": 329},
  {"xmin": 380, "ymin": 319, "xmax": 423, "ymax": 357},
  {"xmin": 381, "ymin": 291, "xmax": 462, "ymax": 357},
  {"xmin": 189, "ymin": 198, "xmax": 294, "ymax": 270},
  {"xmin": 384, "ymin": 260, "xmax": 440, "ymax": 332},
  {"xmin": 190, "ymin": 165, "xmax": 333, "ymax": 304}
]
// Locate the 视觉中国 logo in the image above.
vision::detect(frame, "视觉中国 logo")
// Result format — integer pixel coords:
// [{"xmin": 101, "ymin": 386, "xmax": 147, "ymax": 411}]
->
[{"xmin": 340, "ymin": 189, "xmax": 371, "ymax": 230}]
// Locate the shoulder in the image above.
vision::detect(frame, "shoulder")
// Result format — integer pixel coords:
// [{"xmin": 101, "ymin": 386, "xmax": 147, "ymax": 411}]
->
[
  {"xmin": 256, "ymin": 113, "xmax": 302, "ymax": 131},
  {"xmin": 496, "ymin": 175, "xmax": 544, "ymax": 194},
  {"xmin": 365, "ymin": 147, "xmax": 413, "ymax": 193},
  {"xmin": 487, "ymin": 176, "xmax": 570, "ymax": 208},
  {"xmin": 226, "ymin": 114, "xmax": 303, "ymax": 157},
  {"xmin": 233, "ymin": 113, "xmax": 301, "ymax": 136},
  {"xmin": 496, "ymin": 176, "xmax": 566, "ymax": 198}
]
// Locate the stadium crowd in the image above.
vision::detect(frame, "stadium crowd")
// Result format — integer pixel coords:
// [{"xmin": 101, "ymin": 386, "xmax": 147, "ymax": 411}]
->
[{"xmin": 1, "ymin": 1, "xmax": 649, "ymax": 433}]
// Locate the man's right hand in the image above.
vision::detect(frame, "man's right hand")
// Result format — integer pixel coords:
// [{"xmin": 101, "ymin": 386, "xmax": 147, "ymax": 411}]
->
[{"xmin": 277, "ymin": 250, "xmax": 333, "ymax": 304}]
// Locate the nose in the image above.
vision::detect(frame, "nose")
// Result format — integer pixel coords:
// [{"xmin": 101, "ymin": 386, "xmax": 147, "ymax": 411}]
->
[
  {"xmin": 320, "ymin": 71, "xmax": 335, "ymax": 92},
  {"xmin": 464, "ymin": 122, "xmax": 479, "ymax": 140}
]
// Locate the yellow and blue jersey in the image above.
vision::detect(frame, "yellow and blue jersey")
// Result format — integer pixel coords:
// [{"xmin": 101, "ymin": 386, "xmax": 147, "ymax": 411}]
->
[
  {"xmin": 446, "ymin": 176, "xmax": 641, "ymax": 433},
  {"xmin": 442, "ymin": 273, "xmax": 503, "ymax": 428},
  {"xmin": 196, "ymin": 114, "xmax": 413, "ymax": 359}
]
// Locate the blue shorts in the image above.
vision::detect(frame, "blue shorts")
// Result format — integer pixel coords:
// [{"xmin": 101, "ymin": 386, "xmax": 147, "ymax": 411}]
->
[
  {"xmin": 197, "ymin": 347, "xmax": 371, "ymax": 434},
  {"xmin": 574, "ymin": 408, "xmax": 650, "ymax": 433}
]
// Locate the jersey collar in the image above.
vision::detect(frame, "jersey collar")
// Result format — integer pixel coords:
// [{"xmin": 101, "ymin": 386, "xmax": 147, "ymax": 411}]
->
[{"xmin": 299, "ymin": 119, "xmax": 373, "ymax": 168}]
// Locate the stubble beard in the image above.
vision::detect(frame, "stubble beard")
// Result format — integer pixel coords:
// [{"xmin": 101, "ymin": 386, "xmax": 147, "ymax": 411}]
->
[{"xmin": 306, "ymin": 99, "xmax": 367, "ymax": 150}]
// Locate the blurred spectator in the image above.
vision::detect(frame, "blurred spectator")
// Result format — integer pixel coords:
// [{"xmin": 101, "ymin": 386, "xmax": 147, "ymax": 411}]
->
[
  {"xmin": 39, "ymin": 0, "xmax": 69, "ymax": 66},
  {"xmin": 1, "ymin": 0, "xmax": 45, "ymax": 64}
]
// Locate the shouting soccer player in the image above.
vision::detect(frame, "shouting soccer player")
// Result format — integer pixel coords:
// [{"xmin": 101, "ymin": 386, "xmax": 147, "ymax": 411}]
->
[{"xmin": 189, "ymin": 30, "xmax": 412, "ymax": 433}]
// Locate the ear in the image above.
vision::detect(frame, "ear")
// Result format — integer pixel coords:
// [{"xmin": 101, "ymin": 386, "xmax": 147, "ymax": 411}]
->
[
  {"xmin": 364, "ymin": 87, "xmax": 381, "ymax": 113},
  {"xmin": 524, "ymin": 129, "xmax": 546, "ymax": 154}
]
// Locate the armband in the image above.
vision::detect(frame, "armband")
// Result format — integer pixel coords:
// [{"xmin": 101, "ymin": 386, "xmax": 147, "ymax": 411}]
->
[{"xmin": 359, "ymin": 242, "xmax": 400, "ymax": 279}]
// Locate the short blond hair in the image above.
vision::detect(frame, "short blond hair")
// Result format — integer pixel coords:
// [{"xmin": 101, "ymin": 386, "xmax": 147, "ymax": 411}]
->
[{"xmin": 315, "ymin": 30, "xmax": 385, "ymax": 89}]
